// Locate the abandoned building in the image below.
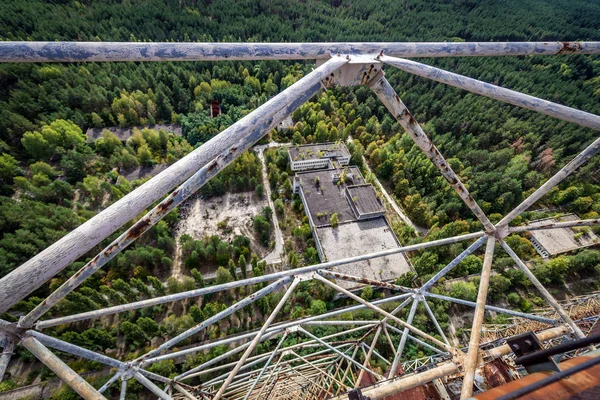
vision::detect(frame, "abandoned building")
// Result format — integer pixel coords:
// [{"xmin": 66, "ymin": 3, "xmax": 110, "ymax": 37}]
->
[
  {"xmin": 528, "ymin": 214, "xmax": 599, "ymax": 258},
  {"xmin": 288, "ymin": 142, "xmax": 351, "ymax": 171},
  {"xmin": 292, "ymin": 155, "xmax": 412, "ymax": 287}
]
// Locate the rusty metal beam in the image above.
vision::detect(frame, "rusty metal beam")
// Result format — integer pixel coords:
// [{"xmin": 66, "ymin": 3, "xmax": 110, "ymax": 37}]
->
[
  {"xmin": 1, "ymin": 41, "xmax": 599, "ymax": 63},
  {"xmin": 0, "ymin": 56, "xmax": 347, "ymax": 315},
  {"xmin": 461, "ymin": 235, "xmax": 496, "ymax": 399},
  {"xmin": 371, "ymin": 76, "xmax": 495, "ymax": 232},
  {"xmin": 20, "ymin": 336, "xmax": 107, "ymax": 400},
  {"xmin": 132, "ymin": 370, "xmax": 171, "ymax": 400}
]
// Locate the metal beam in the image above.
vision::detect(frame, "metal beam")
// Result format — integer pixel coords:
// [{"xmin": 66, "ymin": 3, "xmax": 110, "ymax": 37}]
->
[
  {"xmin": 460, "ymin": 235, "xmax": 496, "ymax": 399},
  {"xmin": 0, "ymin": 55, "xmax": 347, "ymax": 314},
  {"xmin": 0, "ymin": 340, "xmax": 15, "ymax": 384},
  {"xmin": 136, "ymin": 277, "xmax": 291, "ymax": 362},
  {"xmin": 98, "ymin": 372, "xmax": 121, "ymax": 394},
  {"xmin": 20, "ymin": 336, "xmax": 107, "ymax": 400},
  {"xmin": 1, "ymin": 41, "xmax": 599, "ymax": 63},
  {"xmin": 390, "ymin": 298, "xmax": 419, "ymax": 375},
  {"xmin": 18, "ymin": 79, "xmax": 323, "ymax": 328},
  {"xmin": 314, "ymin": 273, "xmax": 450, "ymax": 351},
  {"xmin": 356, "ymin": 326, "xmax": 382, "ymax": 385},
  {"xmin": 298, "ymin": 328, "xmax": 383, "ymax": 380},
  {"xmin": 370, "ymin": 76, "xmax": 495, "ymax": 231},
  {"xmin": 36, "ymin": 232, "xmax": 481, "ymax": 329},
  {"xmin": 214, "ymin": 278, "xmax": 300, "ymax": 399},
  {"xmin": 380, "ymin": 56, "xmax": 600, "ymax": 132},
  {"xmin": 132, "ymin": 371, "xmax": 171, "ymax": 400},
  {"xmin": 423, "ymin": 292, "xmax": 556, "ymax": 324},
  {"xmin": 500, "ymin": 240, "xmax": 585, "ymax": 339},
  {"xmin": 421, "ymin": 236, "xmax": 488, "ymax": 291},
  {"xmin": 25, "ymin": 330, "xmax": 123, "ymax": 368}
]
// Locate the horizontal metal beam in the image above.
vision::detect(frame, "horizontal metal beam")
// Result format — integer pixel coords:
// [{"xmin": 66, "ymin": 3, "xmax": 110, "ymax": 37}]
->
[
  {"xmin": 36, "ymin": 231, "xmax": 482, "ymax": 328},
  {"xmin": 1, "ymin": 41, "xmax": 599, "ymax": 63},
  {"xmin": 0, "ymin": 55, "xmax": 347, "ymax": 315},
  {"xmin": 380, "ymin": 56, "xmax": 600, "ymax": 131}
]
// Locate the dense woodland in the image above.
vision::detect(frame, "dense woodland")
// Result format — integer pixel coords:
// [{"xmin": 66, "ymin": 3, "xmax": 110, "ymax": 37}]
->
[{"xmin": 1, "ymin": 0, "xmax": 600, "ymax": 397}]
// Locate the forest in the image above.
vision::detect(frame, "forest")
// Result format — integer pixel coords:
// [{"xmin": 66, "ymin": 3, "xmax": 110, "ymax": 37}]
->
[{"xmin": 1, "ymin": 0, "xmax": 600, "ymax": 397}]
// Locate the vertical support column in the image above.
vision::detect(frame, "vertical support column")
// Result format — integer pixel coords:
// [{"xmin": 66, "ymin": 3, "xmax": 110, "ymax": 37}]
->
[
  {"xmin": 20, "ymin": 336, "xmax": 106, "ymax": 400},
  {"xmin": 119, "ymin": 379, "xmax": 127, "ymax": 400},
  {"xmin": 460, "ymin": 235, "xmax": 495, "ymax": 399}
]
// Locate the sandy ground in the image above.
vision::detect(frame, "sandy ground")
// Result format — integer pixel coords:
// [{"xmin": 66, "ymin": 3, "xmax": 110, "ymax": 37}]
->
[{"xmin": 171, "ymin": 191, "xmax": 269, "ymax": 278}]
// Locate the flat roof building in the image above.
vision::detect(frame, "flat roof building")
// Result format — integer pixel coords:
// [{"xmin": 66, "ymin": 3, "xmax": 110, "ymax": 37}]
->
[
  {"xmin": 288, "ymin": 142, "xmax": 350, "ymax": 171},
  {"xmin": 292, "ymin": 148, "xmax": 412, "ymax": 288},
  {"xmin": 528, "ymin": 214, "xmax": 599, "ymax": 258}
]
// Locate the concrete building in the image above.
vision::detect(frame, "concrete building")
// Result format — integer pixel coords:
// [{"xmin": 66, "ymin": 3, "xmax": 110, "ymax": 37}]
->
[
  {"xmin": 288, "ymin": 142, "xmax": 350, "ymax": 171},
  {"xmin": 292, "ymin": 155, "xmax": 412, "ymax": 288},
  {"xmin": 528, "ymin": 214, "xmax": 599, "ymax": 258}
]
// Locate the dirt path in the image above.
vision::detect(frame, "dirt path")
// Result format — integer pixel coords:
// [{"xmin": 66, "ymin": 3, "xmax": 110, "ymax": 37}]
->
[{"xmin": 254, "ymin": 142, "xmax": 291, "ymax": 266}]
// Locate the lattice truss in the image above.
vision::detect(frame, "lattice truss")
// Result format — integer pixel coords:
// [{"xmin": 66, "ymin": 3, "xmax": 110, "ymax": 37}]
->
[{"xmin": 1, "ymin": 42, "xmax": 600, "ymax": 400}]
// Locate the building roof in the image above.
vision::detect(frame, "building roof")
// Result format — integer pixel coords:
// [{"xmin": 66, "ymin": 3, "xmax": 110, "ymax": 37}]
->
[
  {"xmin": 85, "ymin": 124, "xmax": 182, "ymax": 142},
  {"xmin": 347, "ymin": 184, "xmax": 385, "ymax": 216},
  {"xmin": 529, "ymin": 214, "xmax": 599, "ymax": 257},
  {"xmin": 288, "ymin": 142, "xmax": 350, "ymax": 162},
  {"xmin": 316, "ymin": 217, "xmax": 412, "ymax": 288},
  {"xmin": 296, "ymin": 166, "xmax": 365, "ymax": 225}
]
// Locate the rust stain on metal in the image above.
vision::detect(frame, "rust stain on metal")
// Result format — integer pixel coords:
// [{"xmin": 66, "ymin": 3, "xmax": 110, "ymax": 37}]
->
[
  {"xmin": 483, "ymin": 359, "xmax": 514, "ymax": 388},
  {"xmin": 207, "ymin": 160, "xmax": 220, "ymax": 172},
  {"xmin": 558, "ymin": 41, "xmax": 583, "ymax": 54},
  {"xmin": 474, "ymin": 353, "xmax": 600, "ymax": 399},
  {"xmin": 156, "ymin": 197, "xmax": 175, "ymax": 214},
  {"xmin": 126, "ymin": 217, "xmax": 151, "ymax": 239}
]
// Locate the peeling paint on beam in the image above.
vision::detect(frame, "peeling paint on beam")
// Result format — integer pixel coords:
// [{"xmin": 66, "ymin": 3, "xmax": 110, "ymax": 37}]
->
[
  {"xmin": 0, "ymin": 56, "xmax": 347, "ymax": 315},
  {"xmin": 1, "ymin": 41, "xmax": 600, "ymax": 63},
  {"xmin": 381, "ymin": 56, "xmax": 600, "ymax": 132},
  {"xmin": 371, "ymin": 76, "xmax": 495, "ymax": 232},
  {"xmin": 18, "ymin": 82, "xmax": 324, "ymax": 329}
]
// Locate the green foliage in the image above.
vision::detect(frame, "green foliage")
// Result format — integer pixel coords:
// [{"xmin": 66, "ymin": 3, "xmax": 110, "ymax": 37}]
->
[
  {"xmin": 309, "ymin": 299, "xmax": 327, "ymax": 315},
  {"xmin": 448, "ymin": 281, "xmax": 478, "ymax": 302}
]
